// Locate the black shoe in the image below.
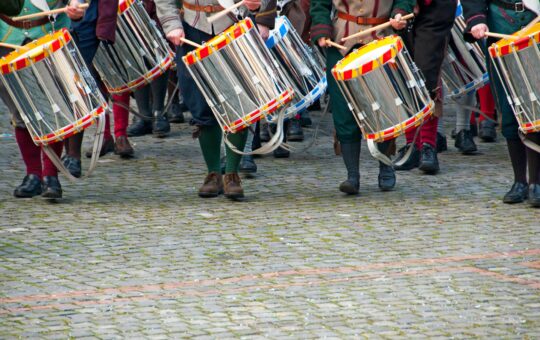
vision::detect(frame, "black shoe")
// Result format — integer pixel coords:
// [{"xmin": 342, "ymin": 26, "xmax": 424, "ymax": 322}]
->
[
  {"xmin": 470, "ymin": 123, "xmax": 478, "ymax": 137},
  {"xmin": 503, "ymin": 182, "xmax": 528, "ymax": 204},
  {"xmin": 273, "ymin": 146, "xmax": 290, "ymax": 158},
  {"xmin": 479, "ymin": 120, "xmax": 497, "ymax": 142},
  {"xmin": 529, "ymin": 184, "xmax": 540, "ymax": 208},
  {"xmin": 153, "ymin": 111, "xmax": 171, "ymax": 138},
  {"xmin": 168, "ymin": 102, "xmax": 185, "ymax": 123},
  {"xmin": 436, "ymin": 132, "xmax": 447, "ymax": 153},
  {"xmin": 394, "ymin": 143, "xmax": 420, "ymax": 171},
  {"xmin": 378, "ymin": 163, "xmax": 396, "ymax": 191},
  {"xmin": 260, "ymin": 123, "xmax": 270, "ymax": 142},
  {"xmin": 127, "ymin": 118, "xmax": 152, "ymax": 137},
  {"xmin": 300, "ymin": 110, "xmax": 313, "ymax": 127},
  {"xmin": 419, "ymin": 143, "xmax": 439, "ymax": 174},
  {"xmin": 339, "ymin": 178, "xmax": 359, "ymax": 195},
  {"xmin": 288, "ymin": 119, "xmax": 304, "ymax": 142},
  {"xmin": 239, "ymin": 155, "xmax": 257, "ymax": 174},
  {"xmin": 455, "ymin": 129, "xmax": 477, "ymax": 155},
  {"xmin": 41, "ymin": 176, "xmax": 62, "ymax": 199},
  {"xmin": 85, "ymin": 137, "xmax": 115, "ymax": 158},
  {"xmin": 13, "ymin": 174, "xmax": 42, "ymax": 198},
  {"xmin": 62, "ymin": 155, "xmax": 81, "ymax": 178}
]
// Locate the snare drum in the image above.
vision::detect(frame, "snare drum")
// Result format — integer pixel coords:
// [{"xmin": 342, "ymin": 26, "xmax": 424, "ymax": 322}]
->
[
  {"xmin": 332, "ymin": 35, "xmax": 434, "ymax": 143},
  {"xmin": 489, "ymin": 23, "xmax": 540, "ymax": 134},
  {"xmin": 0, "ymin": 28, "xmax": 107, "ymax": 145},
  {"xmin": 265, "ymin": 16, "xmax": 326, "ymax": 120},
  {"xmin": 183, "ymin": 18, "xmax": 294, "ymax": 134},
  {"xmin": 93, "ymin": 0, "xmax": 175, "ymax": 94},
  {"xmin": 441, "ymin": 16, "xmax": 489, "ymax": 99}
]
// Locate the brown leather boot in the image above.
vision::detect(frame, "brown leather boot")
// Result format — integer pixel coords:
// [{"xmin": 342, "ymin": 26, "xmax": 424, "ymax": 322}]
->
[
  {"xmin": 198, "ymin": 172, "xmax": 223, "ymax": 198},
  {"xmin": 114, "ymin": 135, "xmax": 134, "ymax": 158},
  {"xmin": 223, "ymin": 173, "xmax": 244, "ymax": 200}
]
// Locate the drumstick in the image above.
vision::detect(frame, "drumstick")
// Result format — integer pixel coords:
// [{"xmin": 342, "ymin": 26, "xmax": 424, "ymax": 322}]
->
[
  {"xmin": 325, "ymin": 39, "xmax": 347, "ymax": 51},
  {"xmin": 181, "ymin": 38, "xmax": 203, "ymax": 48},
  {"xmin": 13, "ymin": 3, "xmax": 89, "ymax": 21},
  {"xmin": 207, "ymin": 1, "xmax": 244, "ymax": 24},
  {"xmin": 0, "ymin": 42, "xmax": 25, "ymax": 49},
  {"xmin": 341, "ymin": 13, "xmax": 415, "ymax": 42},
  {"xmin": 484, "ymin": 32, "xmax": 520, "ymax": 40}
]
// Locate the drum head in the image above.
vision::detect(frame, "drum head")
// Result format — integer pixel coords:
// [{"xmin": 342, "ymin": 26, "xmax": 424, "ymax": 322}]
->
[
  {"xmin": 332, "ymin": 35, "xmax": 403, "ymax": 81},
  {"xmin": 0, "ymin": 29, "xmax": 71, "ymax": 75}
]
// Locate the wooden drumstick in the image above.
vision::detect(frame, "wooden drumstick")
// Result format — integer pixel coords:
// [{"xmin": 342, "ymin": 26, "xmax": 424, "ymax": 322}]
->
[
  {"xmin": 207, "ymin": 1, "xmax": 244, "ymax": 24},
  {"xmin": 325, "ymin": 39, "xmax": 347, "ymax": 51},
  {"xmin": 13, "ymin": 3, "xmax": 89, "ymax": 21},
  {"xmin": 341, "ymin": 13, "xmax": 415, "ymax": 42},
  {"xmin": 484, "ymin": 32, "xmax": 520, "ymax": 40},
  {"xmin": 181, "ymin": 38, "xmax": 203, "ymax": 48},
  {"xmin": 0, "ymin": 42, "xmax": 25, "ymax": 49}
]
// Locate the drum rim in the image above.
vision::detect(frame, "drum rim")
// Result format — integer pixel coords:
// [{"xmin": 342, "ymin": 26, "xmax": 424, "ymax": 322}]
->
[
  {"xmin": 488, "ymin": 23, "xmax": 540, "ymax": 58},
  {"xmin": 332, "ymin": 35, "xmax": 403, "ymax": 81},
  {"xmin": 183, "ymin": 18, "xmax": 256, "ymax": 66},
  {"xmin": 118, "ymin": 0, "xmax": 136, "ymax": 15},
  {"xmin": 0, "ymin": 28, "xmax": 72, "ymax": 75},
  {"xmin": 265, "ymin": 16, "xmax": 292, "ymax": 49}
]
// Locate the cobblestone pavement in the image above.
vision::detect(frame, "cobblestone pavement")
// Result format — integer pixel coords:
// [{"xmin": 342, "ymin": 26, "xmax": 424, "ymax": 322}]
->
[{"xmin": 0, "ymin": 99, "xmax": 539, "ymax": 339}]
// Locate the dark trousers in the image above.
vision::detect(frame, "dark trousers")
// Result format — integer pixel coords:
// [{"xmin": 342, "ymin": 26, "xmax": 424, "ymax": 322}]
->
[{"xmin": 176, "ymin": 22, "xmax": 218, "ymax": 127}]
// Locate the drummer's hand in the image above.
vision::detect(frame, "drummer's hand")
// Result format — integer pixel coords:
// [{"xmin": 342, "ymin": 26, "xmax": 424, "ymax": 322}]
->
[
  {"xmin": 317, "ymin": 37, "xmax": 328, "ymax": 48},
  {"xmin": 244, "ymin": 0, "xmax": 262, "ymax": 11},
  {"xmin": 471, "ymin": 24, "xmax": 489, "ymax": 40},
  {"xmin": 390, "ymin": 13, "xmax": 407, "ymax": 30},
  {"xmin": 257, "ymin": 24, "xmax": 270, "ymax": 40},
  {"xmin": 167, "ymin": 28, "xmax": 186, "ymax": 46},
  {"xmin": 66, "ymin": 0, "xmax": 85, "ymax": 20}
]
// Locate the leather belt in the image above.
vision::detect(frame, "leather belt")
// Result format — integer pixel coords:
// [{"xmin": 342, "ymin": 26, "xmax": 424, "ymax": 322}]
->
[
  {"xmin": 491, "ymin": 0, "xmax": 526, "ymax": 12},
  {"xmin": 0, "ymin": 14, "xmax": 52, "ymax": 29},
  {"xmin": 182, "ymin": 2, "xmax": 224, "ymax": 13},
  {"xmin": 337, "ymin": 11, "xmax": 389, "ymax": 25}
]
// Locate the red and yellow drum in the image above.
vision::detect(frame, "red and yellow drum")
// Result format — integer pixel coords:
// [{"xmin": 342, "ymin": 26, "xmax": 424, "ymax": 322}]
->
[
  {"xmin": 0, "ymin": 28, "xmax": 107, "ymax": 145},
  {"xmin": 332, "ymin": 35, "xmax": 434, "ymax": 142},
  {"xmin": 183, "ymin": 18, "xmax": 294, "ymax": 134},
  {"xmin": 489, "ymin": 23, "xmax": 540, "ymax": 134}
]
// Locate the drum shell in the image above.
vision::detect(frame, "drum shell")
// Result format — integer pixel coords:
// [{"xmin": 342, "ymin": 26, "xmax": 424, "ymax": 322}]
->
[
  {"xmin": 333, "ymin": 36, "xmax": 433, "ymax": 142},
  {"xmin": 0, "ymin": 29, "xmax": 107, "ymax": 145},
  {"xmin": 93, "ymin": 0, "xmax": 175, "ymax": 94},
  {"xmin": 489, "ymin": 27, "xmax": 540, "ymax": 134},
  {"xmin": 184, "ymin": 19, "xmax": 294, "ymax": 133}
]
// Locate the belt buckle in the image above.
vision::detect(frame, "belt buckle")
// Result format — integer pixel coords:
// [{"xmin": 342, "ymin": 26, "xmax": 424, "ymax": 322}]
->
[
  {"xmin": 356, "ymin": 16, "xmax": 365, "ymax": 25},
  {"xmin": 515, "ymin": 2, "xmax": 524, "ymax": 12},
  {"xmin": 203, "ymin": 5, "xmax": 214, "ymax": 13},
  {"xmin": 22, "ymin": 21, "xmax": 31, "ymax": 30}
]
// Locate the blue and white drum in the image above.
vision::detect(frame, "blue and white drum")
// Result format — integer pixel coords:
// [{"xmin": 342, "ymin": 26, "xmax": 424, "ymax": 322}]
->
[{"xmin": 265, "ymin": 16, "xmax": 327, "ymax": 121}]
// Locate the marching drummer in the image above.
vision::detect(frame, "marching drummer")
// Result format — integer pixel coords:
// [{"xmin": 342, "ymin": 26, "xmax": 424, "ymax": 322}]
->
[
  {"xmin": 463, "ymin": 0, "xmax": 540, "ymax": 207},
  {"xmin": 0, "ymin": 0, "xmax": 85, "ymax": 199},
  {"xmin": 310, "ymin": 0, "xmax": 397, "ymax": 195},
  {"xmin": 155, "ymin": 0, "xmax": 270, "ymax": 200}
]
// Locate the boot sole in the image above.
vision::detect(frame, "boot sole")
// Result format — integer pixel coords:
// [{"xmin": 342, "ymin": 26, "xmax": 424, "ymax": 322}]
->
[
  {"xmin": 287, "ymin": 135, "xmax": 304, "ymax": 142},
  {"xmin": 224, "ymin": 193, "xmax": 245, "ymax": 200},
  {"xmin": 198, "ymin": 191, "xmax": 222, "ymax": 198}
]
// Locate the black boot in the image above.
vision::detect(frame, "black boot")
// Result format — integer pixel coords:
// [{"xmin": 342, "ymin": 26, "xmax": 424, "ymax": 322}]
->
[
  {"xmin": 168, "ymin": 102, "xmax": 185, "ymax": 123},
  {"xmin": 529, "ymin": 184, "xmax": 540, "ymax": 208},
  {"xmin": 436, "ymin": 132, "xmax": 447, "ymax": 153},
  {"xmin": 455, "ymin": 129, "xmax": 477, "ymax": 155},
  {"xmin": 127, "ymin": 114, "xmax": 152, "ymax": 137},
  {"xmin": 239, "ymin": 154, "xmax": 257, "ymax": 174},
  {"xmin": 153, "ymin": 111, "xmax": 171, "ymax": 138},
  {"xmin": 479, "ymin": 120, "xmax": 497, "ymax": 142},
  {"xmin": 41, "ymin": 176, "xmax": 62, "ymax": 199},
  {"xmin": 288, "ymin": 119, "xmax": 304, "ymax": 142},
  {"xmin": 377, "ymin": 141, "xmax": 396, "ymax": 191},
  {"xmin": 419, "ymin": 143, "xmax": 439, "ymax": 174},
  {"xmin": 503, "ymin": 182, "xmax": 529, "ymax": 204},
  {"xmin": 394, "ymin": 143, "xmax": 420, "ymax": 171},
  {"xmin": 339, "ymin": 142, "xmax": 361, "ymax": 195},
  {"xmin": 62, "ymin": 155, "xmax": 82, "ymax": 178},
  {"xmin": 260, "ymin": 123, "xmax": 270, "ymax": 142},
  {"xmin": 300, "ymin": 110, "xmax": 313, "ymax": 127},
  {"xmin": 13, "ymin": 174, "xmax": 42, "ymax": 198}
]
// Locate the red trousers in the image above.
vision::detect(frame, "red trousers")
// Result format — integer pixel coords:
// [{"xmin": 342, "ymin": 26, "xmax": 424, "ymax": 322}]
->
[
  {"xmin": 15, "ymin": 127, "xmax": 63, "ymax": 178},
  {"xmin": 405, "ymin": 115, "xmax": 439, "ymax": 149},
  {"xmin": 103, "ymin": 93, "xmax": 130, "ymax": 139},
  {"xmin": 476, "ymin": 84, "xmax": 496, "ymax": 122}
]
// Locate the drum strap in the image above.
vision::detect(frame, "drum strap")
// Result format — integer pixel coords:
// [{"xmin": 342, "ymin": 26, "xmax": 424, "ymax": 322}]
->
[
  {"xmin": 0, "ymin": 14, "xmax": 52, "ymax": 29},
  {"xmin": 336, "ymin": 12, "xmax": 389, "ymax": 26},
  {"xmin": 491, "ymin": 0, "xmax": 527, "ymax": 12}
]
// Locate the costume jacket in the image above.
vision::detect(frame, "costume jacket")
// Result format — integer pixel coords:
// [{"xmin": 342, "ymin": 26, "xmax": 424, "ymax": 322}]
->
[
  {"xmin": 0, "ymin": 0, "xmax": 25, "ymax": 16},
  {"xmin": 310, "ymin": 0, "xmax": 393, "ymax": 55},
  {"xmin": 156, "ymin": 0, "xmax": 270, "ymax": 36}
]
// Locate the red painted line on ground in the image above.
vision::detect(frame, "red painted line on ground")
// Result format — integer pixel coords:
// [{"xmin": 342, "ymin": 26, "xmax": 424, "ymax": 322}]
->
[{"xmin": 1, "ymin": 249, "xmax": 539, "ymax": 312}]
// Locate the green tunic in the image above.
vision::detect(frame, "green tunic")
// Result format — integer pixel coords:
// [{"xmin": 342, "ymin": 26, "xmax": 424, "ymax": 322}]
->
[
  {"xmin": 0, "ymin": 0, "xmax": 25, "ymax": 16},
  {"xmin": 0, "ymin": 0, "xmax": 71, "ymax": 45}
]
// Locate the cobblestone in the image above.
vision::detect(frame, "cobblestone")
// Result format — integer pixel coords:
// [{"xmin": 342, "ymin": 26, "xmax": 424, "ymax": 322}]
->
[{"xmin": 0, "ymin": 99, "xmax": 539, "ymax": 338}]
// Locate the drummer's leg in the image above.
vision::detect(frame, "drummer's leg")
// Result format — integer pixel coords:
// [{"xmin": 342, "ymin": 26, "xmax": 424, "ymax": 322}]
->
[
  {"xmin": 326, "ymin": 47, "xmax": 362, "ymax": 194},
  {"xmin": 526, "ymin": 133, "xmax": 540, "ymax": 207},
  {"xmin": 454, "ymin": 92, "xmax": 478, "ymax": 154},
  {"xmin": 112, "ymin": 93, "xmax": 134, "ymax": 158},
  {"xmin": 149, "ymin": 71, "xmax": 171, "ymax": 138},
  {"xmin": 477, "ymin": 84, "xmax": 497, "ymax": 142}
]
